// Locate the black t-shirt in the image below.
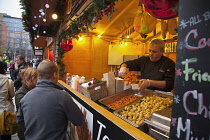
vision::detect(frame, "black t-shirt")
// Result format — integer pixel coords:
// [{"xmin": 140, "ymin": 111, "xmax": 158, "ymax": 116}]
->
[{"xmin": 124, "ymin": 56, "xmax": 175, "ymax": 91}]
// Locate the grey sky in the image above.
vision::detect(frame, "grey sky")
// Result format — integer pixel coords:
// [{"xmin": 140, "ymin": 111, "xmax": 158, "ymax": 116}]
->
[{"xmin": 0, "ymin": 0, "xmax": 22, "ymax": 18}]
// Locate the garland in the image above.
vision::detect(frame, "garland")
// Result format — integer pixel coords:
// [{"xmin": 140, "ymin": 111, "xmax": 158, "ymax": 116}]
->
[
  {"xmin": 56, "ymin": 42, "xmax": 66, "ymax": 80},
  {"xmin": 56, "ymin": 0, "xmax": 121, "ymax": 79}
]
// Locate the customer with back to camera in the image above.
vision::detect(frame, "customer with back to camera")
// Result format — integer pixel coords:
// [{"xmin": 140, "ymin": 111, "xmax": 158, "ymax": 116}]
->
[
  {"xmin": 17, "ymin": 60, "xmax": 84, "ymax": 140},
  {"xmin": 0, "ymin": 61, "xmax": 15, "ymax": 140},
  {"xmin": 15, "ymin": 67, "xmax": 38, "ymax": 140}
]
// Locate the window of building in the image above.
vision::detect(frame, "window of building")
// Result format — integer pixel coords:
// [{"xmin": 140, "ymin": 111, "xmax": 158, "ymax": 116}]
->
[{"xmin": 10, "ymin": 33, "xmax": 14, "ymax": 37}]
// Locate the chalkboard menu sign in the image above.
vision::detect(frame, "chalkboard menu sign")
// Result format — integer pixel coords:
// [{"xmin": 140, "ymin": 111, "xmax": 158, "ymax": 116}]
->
[{"xmin": 170, "ymin": 0, "xmax": 210, "ymax": 139}]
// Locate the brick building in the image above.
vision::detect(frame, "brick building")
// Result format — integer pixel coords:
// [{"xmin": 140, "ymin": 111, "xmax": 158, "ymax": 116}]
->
[{"xmin": 0, "ymin": 13, "xmax": 33, "ymax": 61}]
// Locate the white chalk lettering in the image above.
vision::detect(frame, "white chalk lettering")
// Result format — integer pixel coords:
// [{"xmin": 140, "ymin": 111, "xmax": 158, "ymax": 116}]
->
[
  {"xmin": 183, "ymin": 90, "xmax": 209, "ymax": 119},
  {"xmin": 97, "ymin": 120, "xmax": 110, "ymax": 140},
  {"xmin": 176, "ymin": 117, "xmax": 206, "ymax": 140},
  {"xmin": 183, "ymin": 90, "xmax": 198, "ymax": 115},
  {"xmin": 184, "ymin": 29, "xmax": 210, "ymax": 50},
  {"xmin": 179, "ymin": 11, "xmax": 210, "ymax": 29},
  {"xmin": 202, "ymin": 11, "xmax": 210, "ymax": 21},
  {"xmin": 182, "ymin": 58, "xmax": 197, "ymax": 81},
  {"xmin": 182, "ymin": 58, "xmax": 210, "ymax": 82},
  {"xmin": 189, "ymin": 15, "xmax": 202, "ymax": 26},
  {"xmin": 176, "ymin": 117, "xmax": 191, "ymax": 139}
]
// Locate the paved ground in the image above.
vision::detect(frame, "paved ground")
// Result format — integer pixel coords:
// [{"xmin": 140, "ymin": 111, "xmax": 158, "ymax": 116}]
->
[{"xmin": 11, "ymin": 133, "xmax": 19, "ymax": 140}]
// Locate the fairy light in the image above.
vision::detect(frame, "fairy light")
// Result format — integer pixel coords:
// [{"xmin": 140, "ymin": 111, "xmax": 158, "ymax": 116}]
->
[{"xmin": 52, "ymin": 14, "xmax": 58, "ymax": 19}]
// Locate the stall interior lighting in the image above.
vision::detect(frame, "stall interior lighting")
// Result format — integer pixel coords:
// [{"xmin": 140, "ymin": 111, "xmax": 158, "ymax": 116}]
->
[
  {"xmin": 79, "ymin": 36, "xmax": 83, "ymax": 41},
  {"xmin": 97, "ymin": 35, "xmax": 101, "ymax": 38},
  {"xmin": 126, "ymin": 35, "xmax": 129, "ymax": 38}
]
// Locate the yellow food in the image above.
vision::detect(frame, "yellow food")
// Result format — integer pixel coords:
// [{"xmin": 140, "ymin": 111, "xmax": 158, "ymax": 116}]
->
[{"xmin": 119, "ymin": 95, "xmax": 172, "ymax": 125}]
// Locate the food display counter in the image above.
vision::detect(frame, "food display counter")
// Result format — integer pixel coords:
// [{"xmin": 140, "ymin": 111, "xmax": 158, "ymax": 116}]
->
[
  {"xmin": 59, "ymin": 80, "xmax": 155, "ymax": 140},
  {"xmin": 59, "ymin": 80, "xmax": 173, "ymax": 140}
]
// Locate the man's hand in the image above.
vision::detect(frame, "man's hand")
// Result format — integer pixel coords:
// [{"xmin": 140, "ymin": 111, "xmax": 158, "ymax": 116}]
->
[{"xmin": 138, "ymin": 79, "xmax": 150, "ymax": 91}]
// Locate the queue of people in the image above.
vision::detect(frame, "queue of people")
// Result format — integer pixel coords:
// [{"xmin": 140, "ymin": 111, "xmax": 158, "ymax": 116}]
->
[{"xmin": 0, "ymin": 56, "xmax": 84, "ymax": 140}]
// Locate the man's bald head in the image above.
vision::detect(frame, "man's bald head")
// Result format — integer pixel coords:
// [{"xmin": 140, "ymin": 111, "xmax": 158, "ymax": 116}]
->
[{"xmin": 37, "ymin": 60, "xmax": 58, "ymax": 80}]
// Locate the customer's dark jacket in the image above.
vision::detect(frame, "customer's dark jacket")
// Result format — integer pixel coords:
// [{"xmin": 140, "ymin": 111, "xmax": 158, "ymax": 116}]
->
[
  {"xmin": 15, "ymin": 84, "xmax": 30, "ymax": 140},
  {"xmin": 17, "ymin": 79, "xmax": 84, "ymax": 140},
  {"xmin": 15, "ymin": 84, "xmax": 30, "ymax": 111},
  {"xmin": 13, "ymin": 62, "xmax": 27, "ymax": 91}
]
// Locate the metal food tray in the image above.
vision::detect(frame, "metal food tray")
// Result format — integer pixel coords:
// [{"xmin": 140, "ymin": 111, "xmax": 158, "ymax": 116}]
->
[
  {"xmin": 98, "ymin": 88, "xmax": 142, "ymax": 111},
  {"xmin": 143, "ymin": 107, "xmax": 172, "ymax": 134},
  {"xmin": 113, "ymin": 91, "xmax": 173, "ymax": 128},
  {"xmin": 113, "ymin": 98, "xmax": 144, "ymax": 128}
]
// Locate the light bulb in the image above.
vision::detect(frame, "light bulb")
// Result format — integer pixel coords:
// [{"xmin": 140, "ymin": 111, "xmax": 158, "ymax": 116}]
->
[
  {"xmin": 52, "ymin": 14, "xmax": 58, "ymax": 19},
  {"xmin": 41, "ymin": 12, "xmax": 45, "ymax": 16},
  {"xmin": 126, "ymin": 35, "xmax": 129, "ymax": 38},
  {"xmin": 34, "ymin": 16, "xmax": 37, "ymax": 18},
  {"xmin": 97, "ymin": 35, "xmax": 101, "ymax": 38},
  {"xmin": 79, "ymin": 36, "xmax": 83, "ymax": 41},
  {"xmin": 39, "ymin": 9, "xmax": 43, "ymax": 13},
  {"xmin": 43, "ymin": 19, "xmax": 46, "ymax": 22},
  {"xmin": 43, "ymin": 31, "xmax": 46, "ymax": 34},
  {"xmin": 35, "ymin": 24, "xmax": 38, "ymax": 27},
  {"xmin": 45, "ymin": 4, "xmax": 50, "ymax": 8}
]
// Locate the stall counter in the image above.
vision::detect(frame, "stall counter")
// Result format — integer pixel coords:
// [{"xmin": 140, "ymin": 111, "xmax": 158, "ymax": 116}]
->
[{"xmin": 59, "ymin": 80, "xmax": 155, "ymax": 140}]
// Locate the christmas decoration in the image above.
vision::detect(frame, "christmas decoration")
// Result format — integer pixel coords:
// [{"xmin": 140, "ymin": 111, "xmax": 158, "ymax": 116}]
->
[{"xmin": 141, "ymin": 0, "xmax": 178, "ymax": 20}]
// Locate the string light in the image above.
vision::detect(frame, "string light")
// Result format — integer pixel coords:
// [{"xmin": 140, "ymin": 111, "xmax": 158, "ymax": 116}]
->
[
  {"xmin": 39, "ymin": 9, "xmax": 44, "ymax": 13},
  {"xmin": 52, "ymin": 14, "xmax": 58, "ymax": 19},
  {"xmin": 41, "ymin": 12, "xmax": 45, "ymax": 16},
  {"xmin": 45, "ymin": 4, "xmax": 49, "ymax": 8}
]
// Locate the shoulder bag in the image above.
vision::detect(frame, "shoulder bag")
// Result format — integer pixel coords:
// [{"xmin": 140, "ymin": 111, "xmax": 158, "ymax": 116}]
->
[{"xmin": 0, "ymin": 79, "xmax": 18, "ymax": 135}]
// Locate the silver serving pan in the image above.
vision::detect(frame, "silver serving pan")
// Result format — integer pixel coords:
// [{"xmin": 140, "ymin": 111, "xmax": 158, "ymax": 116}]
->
[
  {"xmin": 143, "ymin": 107, "xmax": 172, "ymax": 140},
  {"xmin": 113, "ymin": 91, "xmax": 173, "ymax": 128},
  {"xmin": 98, "ymin": 88, "xmax": 142, "ymax": 111}
]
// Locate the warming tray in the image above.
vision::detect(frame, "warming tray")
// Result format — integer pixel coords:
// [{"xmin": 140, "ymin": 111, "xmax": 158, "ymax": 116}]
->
[
  {"xmin": 98, "ymin": 88, "xmax": 142, "ymax": 111},
  {"xmin": 144, "ymin": 107, "xmax": 172, "ymax": 132},
  {"xmin": 113, "ymin": 93, "xmax": 173, "ymax": 129},
  {"xmin": 143, "ymin": 108, "xmax": 172, "ymax": 140}
]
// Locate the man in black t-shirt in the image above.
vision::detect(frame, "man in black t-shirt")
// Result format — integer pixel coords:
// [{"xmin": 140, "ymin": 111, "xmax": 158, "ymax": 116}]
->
[{"xmin": 120, "ymin": 39, "xmax": 175, "ymax": 92}]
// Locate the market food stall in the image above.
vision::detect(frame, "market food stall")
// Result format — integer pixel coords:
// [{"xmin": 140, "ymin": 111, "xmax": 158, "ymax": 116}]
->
[{"xmin": 59, "ymin": 79, "xmax": 174, "ymax": 140}]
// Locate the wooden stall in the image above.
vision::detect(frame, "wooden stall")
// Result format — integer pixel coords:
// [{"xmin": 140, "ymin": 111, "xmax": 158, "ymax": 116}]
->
[
  {"xmin": 59, "ymin": 80, "xmax": 155, "ymax": 140},
  {"xmin": 60, "ymin": 0, "xmax": 178, "ymax": 79}
]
